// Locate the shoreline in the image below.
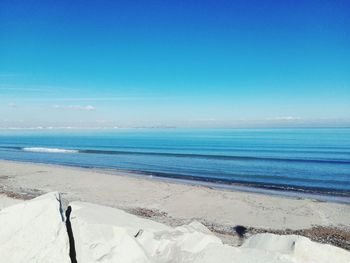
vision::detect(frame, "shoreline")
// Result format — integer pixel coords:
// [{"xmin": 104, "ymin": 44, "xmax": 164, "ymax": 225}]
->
[
  {"xmin": 1, "ymin": 157, "xmax": 349, "ymax": 204},
  {"xmin": 1, "ymin": 159, "xmax": 350, "ymax": 249}
]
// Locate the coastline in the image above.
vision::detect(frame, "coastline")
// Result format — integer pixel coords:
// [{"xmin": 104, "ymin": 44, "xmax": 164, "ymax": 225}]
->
[
  {"xmin": 1, "ymin": 159, "xmax": 350, "ymax": 249},
  {"xmin": 1, "ymin": 156, "xmax": 349, "ymax": 204}
]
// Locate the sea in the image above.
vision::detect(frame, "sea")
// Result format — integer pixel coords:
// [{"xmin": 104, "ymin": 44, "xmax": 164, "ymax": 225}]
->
[{"xmin": 0, "ymin": 128, "xmax": 349, "ymax": 202}]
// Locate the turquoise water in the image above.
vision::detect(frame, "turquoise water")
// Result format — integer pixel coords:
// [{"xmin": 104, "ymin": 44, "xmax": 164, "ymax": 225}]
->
[{"xmin": 0, "ymin": 128, "xmax": 349, "ymax": 197}]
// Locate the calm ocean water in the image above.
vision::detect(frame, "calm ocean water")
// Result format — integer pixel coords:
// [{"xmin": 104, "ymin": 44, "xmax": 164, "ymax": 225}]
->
[{"xmin": 0, "ymin": 128, "xmax": 350, "ymax": 198}]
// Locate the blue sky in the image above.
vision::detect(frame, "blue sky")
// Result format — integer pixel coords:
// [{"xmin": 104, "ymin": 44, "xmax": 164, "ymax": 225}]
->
[{"xmin": 0, "ymin": 0, "xmax": 349, "ymax": 128}]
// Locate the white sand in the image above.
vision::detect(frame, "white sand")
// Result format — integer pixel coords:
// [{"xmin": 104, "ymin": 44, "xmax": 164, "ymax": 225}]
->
[{"xmin": 0, "ymin": 159, "xmax": 349, "ymax": 231}]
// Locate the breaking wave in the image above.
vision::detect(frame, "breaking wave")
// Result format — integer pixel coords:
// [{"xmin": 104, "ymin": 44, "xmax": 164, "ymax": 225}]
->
[{"xmin": 22, "ymin": 147, "xmax": 79, "ymax": 154}]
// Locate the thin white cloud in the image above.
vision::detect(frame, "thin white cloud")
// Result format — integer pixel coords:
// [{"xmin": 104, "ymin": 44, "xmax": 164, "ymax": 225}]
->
[
  {"xmin": 53, "ymin": 105, "xmax": 96, "ymax": 111},
  {"xmin": 54, "ymin": 96, "xmax": 182, "ymax": 101},
  {"xmin": 7, "ymin": 96, "xmax": 189, "ymax": 102},
  {"xmin": 0, "ymin": 84, "xmax": 70, "ymax": 92},
  {"xmin": 266, "ymin": 116, "xmax": 302, "ymax": 121}
]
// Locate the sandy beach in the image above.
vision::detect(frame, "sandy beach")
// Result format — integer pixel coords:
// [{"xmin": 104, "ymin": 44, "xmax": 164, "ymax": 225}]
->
[{"xmin": 0, "ymin": 159, "xmax": 349, "ymax": 249}]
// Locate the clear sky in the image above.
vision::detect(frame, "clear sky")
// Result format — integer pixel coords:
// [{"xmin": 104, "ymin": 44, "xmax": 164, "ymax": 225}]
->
[{"xmin": 0, "ymin": 0, "xmax": 349, "ymax": 128}]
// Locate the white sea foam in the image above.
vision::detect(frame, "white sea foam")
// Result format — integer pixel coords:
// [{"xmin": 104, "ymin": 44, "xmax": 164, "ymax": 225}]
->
[{"xmin": 22, "ymin": 147, "xmax": 78, "ymax": 153}]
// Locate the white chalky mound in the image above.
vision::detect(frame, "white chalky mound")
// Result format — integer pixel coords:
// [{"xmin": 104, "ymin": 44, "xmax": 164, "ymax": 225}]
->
[
  {"xmin": 0, "ymin": 192, "xmax": 349, "ymax": 263},
  {"xmin": 70, "ymin": 201, "xmax": 225, "ymax": 262},
  {"xmin": 70, "ymin": 201, "xmax": 350, "ymax": 263},
  {"xmin": 243, "ymin": 233, "xmax": 350, "ymax": 263},
  {"xmin": 0, "ymin": 192, "xmax": 70, "ymax": 263}
]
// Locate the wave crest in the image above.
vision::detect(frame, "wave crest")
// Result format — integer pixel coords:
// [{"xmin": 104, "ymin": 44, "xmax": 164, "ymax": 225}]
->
[{"xmin": 22, "ymin": 147, "xmax": 78, "ymax": 153}]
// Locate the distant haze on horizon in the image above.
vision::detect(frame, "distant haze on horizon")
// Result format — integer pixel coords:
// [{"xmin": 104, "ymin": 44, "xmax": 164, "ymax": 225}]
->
[{"xmin": 1, "ymin": 0, "xmax": 349, "ymax": 129}]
